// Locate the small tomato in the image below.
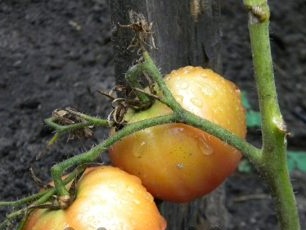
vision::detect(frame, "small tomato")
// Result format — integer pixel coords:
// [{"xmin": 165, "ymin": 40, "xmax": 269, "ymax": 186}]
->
[
  {"xmin": 110, "ymin": 66, "xmax": 246, "ymax": 202},
  {"xmin": 23, "ymin": 166, "xmax": 167, "ymax": 230}
]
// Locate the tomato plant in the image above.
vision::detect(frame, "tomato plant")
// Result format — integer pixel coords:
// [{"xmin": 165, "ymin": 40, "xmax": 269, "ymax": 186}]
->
[
  {"xmin": 110, "ymin": 66, "xmax": 246, "ymax": 202},
  {"xmin": 23, "ymin": 166, "xmax": 167, "ymax": 230},
  {"xmin": 0, "ymin": 0, "xmax": 301, "ymax": 227}
]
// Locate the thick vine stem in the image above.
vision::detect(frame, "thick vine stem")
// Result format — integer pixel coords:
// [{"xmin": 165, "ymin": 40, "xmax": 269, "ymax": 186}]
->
[{"xmin": 244, "ymin": 0, "xmax": 300, "ymax": 229}]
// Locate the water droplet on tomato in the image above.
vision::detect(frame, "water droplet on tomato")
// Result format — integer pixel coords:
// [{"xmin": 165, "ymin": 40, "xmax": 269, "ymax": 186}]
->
[
  {"xmin": 171, "ymin": 126, "xmax": 185, "ymax": 135},
  {"xmin": 126, "ymin": 188, "xmax": 141, "ymax": 205},
  {"xmin": 133, "ymin": 141, "xmax": 146, "ymax": 158},
  {"xmin": 197, "ymin": 137, "xmax": 214, "ymax": 156},
  {"xmin": 201, "ymin": 87, "xmax": 214, "ymax": 96},
  {"xmin": 176, "ymin": 163, "xmax": 184, "ymax": 169},
  {"xmin": 179, "ymin": 81, "xmax": 189, "ymax": 89},
  {"xmin": 133, "ymin": 152, "xmax": 142, "ymax": 158},
  {"xmin": 191, "ymin": 97, "xmax": 203, "ymax": 107},
  {"xmin": 133, "ymin": 199, "xmax": 141, "ymax": 205},
  {"xmin": 126, "ymin": 186, "xmax": 135, "ymax": 194},
  {"xmin": 199, "ymin": 74, "xmax": 207, "ymax": 79}
]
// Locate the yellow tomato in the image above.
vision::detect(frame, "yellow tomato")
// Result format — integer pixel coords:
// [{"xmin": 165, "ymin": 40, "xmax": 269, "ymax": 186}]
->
[
  {"xmin": 110, "ymin": 66, "xmax": 246, "ymax": 202},
  {"xmin": 23, "ymin": 166, "xmax": 167, "ymax": 230}
]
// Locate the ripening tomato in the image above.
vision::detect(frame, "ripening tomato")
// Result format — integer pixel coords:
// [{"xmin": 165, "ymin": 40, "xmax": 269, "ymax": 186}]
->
[
  {"xmin": 109, "ymin": 66, "xmax": 246, "ymax": 203},
  {"xmin": 23, "ymin": 166, "xmax": 167, "ymax": 230}
]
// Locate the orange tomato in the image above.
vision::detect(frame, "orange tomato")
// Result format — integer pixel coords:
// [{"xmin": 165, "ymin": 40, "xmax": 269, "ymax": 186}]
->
[
  {"xmin": 23, "ymin": 166, "xmax": 167, "ymax": 230},
  {"xmin": 110, "ymin": 66, "xmax": 246, "ymax": 202}
]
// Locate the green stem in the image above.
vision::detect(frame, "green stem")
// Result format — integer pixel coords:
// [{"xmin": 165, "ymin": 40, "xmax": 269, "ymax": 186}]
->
[
  {"xmin": 246, "ymin": 3, "xmax": 285, "ymax": 150},
  {"xmin": 0, "ymin": 192, "xmax": 46, "ymax": 207},
  {"xmin": 48, "ymin": 51, "xmax": 261, "ymax": 198},
  {"xmin": 64, "ymin": 108, "xmax": 110, "ymax": 127},
  {"xmin": 182, "ymin": 110, "xmax": 261, "ymax": 165},
  {"xmin": 141, "ymin": 51, "xmax": 261, "ymax": 164},
  {"xmin": 52, "ymin": 107, "xmax": 260, "ymax": 198},
  {"xmin": 244, "ymin": 0, "xmax": 300, "ymax": 229},
  {"xmin": 44, "ymin": 113, "xmax": 109, "ymax": 135},
  {"xmin": 125, "ymin": 64, "xmax": 153, "ymax": 109},
  {"xmin": 45, "ymin": 117, "xmax": 89, "ymax": 133},
  {"xmin": 0, "ymin": 167, "xmax": 84, "ymax": 229},
  {"xmin": 142, "ymin": 52, "xmax": 182, "ymax": 111},
  {"xmin": 264, "ymin": 154, "xmax": 300, "ymax": 230},
  {"xmin": 51, "ymin": 114, "xmax": 177, "ymax": 197}
]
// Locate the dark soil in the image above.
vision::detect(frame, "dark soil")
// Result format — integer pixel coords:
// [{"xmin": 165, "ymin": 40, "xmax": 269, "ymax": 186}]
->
[{"xmin": 0, "ymin": 0, "xmax": 305, "ymax": 229}]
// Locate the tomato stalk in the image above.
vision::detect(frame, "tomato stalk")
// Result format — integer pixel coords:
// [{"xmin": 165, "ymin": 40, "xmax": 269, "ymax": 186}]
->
[
  {"xmin": 50, "ymin": 114, "xmax": 177, "ymax": 202},
  {"xmin": 139, "ymin": 51, "xmax": 262, "ymax": 164},
  {"xmin": 44, "ymin": 110, "xmax": 110, "ymax": 145},
  {"xmin": 243, "ymin": 0, "xmax": 300, "ymax": 229},
  {"xmin": 123, "ymin": 51, "xmax": 261, "ymax": 164}
]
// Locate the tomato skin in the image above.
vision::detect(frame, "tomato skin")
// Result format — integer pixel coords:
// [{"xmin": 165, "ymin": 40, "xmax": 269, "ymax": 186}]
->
[
  {"xmin": 23, "ymin": 166, "xmax": 167, "ymax": 230},
  {"xmin": 23, "ymin": 209, "xmax": 68, "ymax": 230},
  {"xmin": 110, "ymin": 66, "xmax": 246, "ymax": 202}
]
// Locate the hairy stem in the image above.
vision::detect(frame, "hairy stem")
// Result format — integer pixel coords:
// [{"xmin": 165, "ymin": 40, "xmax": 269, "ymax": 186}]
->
[
  {"xmin": 51, "ymin": 115, "xmax": 177, "ymax": 197},
  {"xmin": 44, "ymin": 113, "xmax": 109, "ymax": 135},
  {"xmin": 182, "ymin": 110, "xmax": 261, "ymax": 164},
  {"xmin": 0, "ymin": 168, "xmax": 82, "ymax": 229},
  {"xmin": 142, "ymin": 52, "xmax": 182, "ymax": 111},
  {"xmin": 52, "ymin": 103, "xmax": 261, "ymax": 199},
  {"xmin": 244, "ymin": 0, "xmax": 300, "ymax": 229}
]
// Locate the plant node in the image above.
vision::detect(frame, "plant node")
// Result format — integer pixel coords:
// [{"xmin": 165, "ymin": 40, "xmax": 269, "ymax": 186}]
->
[
  {"xmin": 246, "ymin": 4, "xmax": 270, "ymax": 24},
  {"xmin": 58, "ymin": 195, "xmax": 71, "ymax": 209}
]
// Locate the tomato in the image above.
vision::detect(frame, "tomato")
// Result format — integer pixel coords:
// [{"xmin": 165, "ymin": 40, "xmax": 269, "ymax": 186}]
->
[
  {"xmin": 23, "ymin": 166, "xmax": 167, "ymax": 230},
  {"xmin": 109, "ymin": 66, "xmax": 246, "ymax": 202}
]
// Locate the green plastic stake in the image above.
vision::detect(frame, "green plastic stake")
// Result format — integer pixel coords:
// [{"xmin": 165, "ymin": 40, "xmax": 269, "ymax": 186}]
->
[
  {"xmin": 241, "ymin": 91, "xmax": 261, "ymax": 128},
  {"xmin": 287, "ymin": 151, "xmax": 306, "ymax": 173},
  {"xmin": 239, "ymin": 151, "xmax": 306, "ymax": 174}
]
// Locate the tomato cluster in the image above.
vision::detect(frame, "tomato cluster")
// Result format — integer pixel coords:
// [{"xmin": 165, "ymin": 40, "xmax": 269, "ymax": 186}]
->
[{"xmin": 24, "ymin": 66, "xmax": 246, "ymax": 229}]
